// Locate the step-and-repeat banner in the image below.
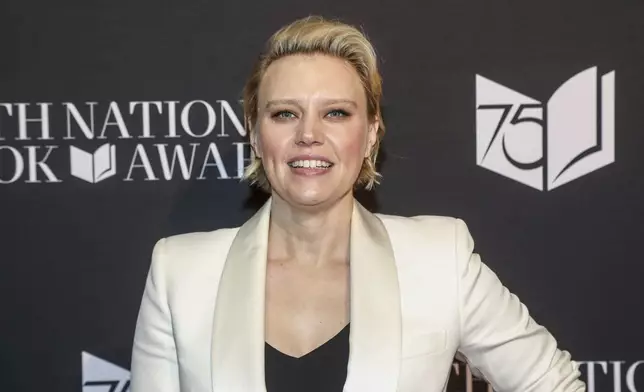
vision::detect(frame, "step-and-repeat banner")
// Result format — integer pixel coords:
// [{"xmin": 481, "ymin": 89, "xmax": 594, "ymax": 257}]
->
[{"xmin": 2, "ymin": 1, "xmax": 643, "ymax": 391}]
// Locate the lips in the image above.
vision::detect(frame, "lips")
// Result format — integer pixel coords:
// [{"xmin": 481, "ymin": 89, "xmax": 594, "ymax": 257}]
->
[
  {"xmin": 287, "ymin": 155, "xmax": 334, "ymax": 169},
  {"xmin": 288, "ymin": 159, "xmax": 332, "ymax": 168}
]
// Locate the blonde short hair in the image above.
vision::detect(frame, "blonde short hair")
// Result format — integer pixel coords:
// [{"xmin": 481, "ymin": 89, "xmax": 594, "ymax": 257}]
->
[{"xmin": 242, "ymin": 15, "xmax": 385, "ymax": 192}]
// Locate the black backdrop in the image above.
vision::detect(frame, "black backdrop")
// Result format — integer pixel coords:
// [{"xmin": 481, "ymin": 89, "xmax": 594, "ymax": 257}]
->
[{"xmin": 1, "ymin": 0, "xmax": 643, "ymax": 391}]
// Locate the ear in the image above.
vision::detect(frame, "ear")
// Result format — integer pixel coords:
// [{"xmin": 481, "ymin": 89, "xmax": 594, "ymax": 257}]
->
[{"xmin": 365, "ymin": 118, "xmax": 379, "ymax": 158}]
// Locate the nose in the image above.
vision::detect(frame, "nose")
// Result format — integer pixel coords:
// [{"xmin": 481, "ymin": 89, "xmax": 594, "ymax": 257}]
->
[{"xmin": 294, "ymin": 114, "xmax": 323, "ymax": 146}]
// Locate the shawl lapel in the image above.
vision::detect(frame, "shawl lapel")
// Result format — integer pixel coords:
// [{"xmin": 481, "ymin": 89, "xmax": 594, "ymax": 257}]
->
[
  {"xmin": 210, "ymin": 200, "xmax": 270, "ymax": 391},
  {"xmin": 210, "ymin": 198, "xmax": 402, "ymax": 391},
  {"xmin": 344, "ymin": 201, "xmax": 402, "ymax": 391}
]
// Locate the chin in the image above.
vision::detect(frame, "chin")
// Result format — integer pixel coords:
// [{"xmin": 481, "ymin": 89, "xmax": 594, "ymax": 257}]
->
[
  {"xmin": 289, "ymin": 190, "xmax": 332, "ymax": 207},
  {"xmin": 272, "ymin": 177, "xmax": 354, "ymax": 209},
  {"xmin": 282, "ymin": 184, "xmax": 349, "ymax": 208}
]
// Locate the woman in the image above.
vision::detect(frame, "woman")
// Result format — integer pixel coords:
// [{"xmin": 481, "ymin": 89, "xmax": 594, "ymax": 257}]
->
[{"xmin": 131, "ymin": 16, "xmax": 585, "ymax": 392}]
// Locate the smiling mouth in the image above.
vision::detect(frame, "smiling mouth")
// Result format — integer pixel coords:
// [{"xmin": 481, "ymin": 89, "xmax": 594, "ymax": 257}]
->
[{"xmin": 287, "ymin": 159, "xmax": 334, "ymax": 169}]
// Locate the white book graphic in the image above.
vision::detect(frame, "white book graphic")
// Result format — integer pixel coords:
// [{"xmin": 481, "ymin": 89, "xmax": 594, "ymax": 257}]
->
[
  {"xmin": 476, "ymin": 67, "xmax": 615, "ymax": 191},
  {"xmin": 82, "ymin": 351, "xmax": 130, "ymax": 392},
  {"xmin": 70, "ymin": 144, "xmax": 116, "ymax": 183}
]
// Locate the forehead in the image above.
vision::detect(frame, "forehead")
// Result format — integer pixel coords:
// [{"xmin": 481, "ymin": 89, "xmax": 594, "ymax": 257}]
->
[{"xmin": 258, "ymin": 54, "xmax": 365, "ymax": 105}]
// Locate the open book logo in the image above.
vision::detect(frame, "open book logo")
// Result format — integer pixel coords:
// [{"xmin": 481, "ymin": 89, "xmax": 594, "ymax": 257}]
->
[
  {"xmin": 70, "ymin": 144, "xmax": 117, "ymax": 183},
  {"xmin": 475, "ymin": 67, "xmax": 615, "ymax": 191},
  {"xmin": 82, "ymin": 351, "xmax": 130, "ymax": 392}
]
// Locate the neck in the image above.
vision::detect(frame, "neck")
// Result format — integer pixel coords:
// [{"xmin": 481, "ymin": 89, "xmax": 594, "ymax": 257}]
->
[{"xmin": 267, "ymin": 193, "xmax": 354, "ymax": 267}]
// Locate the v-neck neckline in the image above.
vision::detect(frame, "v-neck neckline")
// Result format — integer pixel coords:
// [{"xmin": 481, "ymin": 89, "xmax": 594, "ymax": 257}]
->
[{"xmin": 265, "ymin": 323, "xmax": 351, "ymax": 360}]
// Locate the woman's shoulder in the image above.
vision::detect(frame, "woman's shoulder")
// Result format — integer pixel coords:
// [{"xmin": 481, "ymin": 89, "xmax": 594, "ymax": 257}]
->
[
  {"xmin": 158, "ymin": 227, "xmax": 240, "ymax": 254},
  {"xmin": 375, "ymin": 213, "xmax": 474, "ymax": 253},
  {"xmin": 148, "ymin": 227, "xmax": 240, "ymax": 280},
  {"xmin": 376, "ymin": 212, "xmax": 470, "ymax": 236}
]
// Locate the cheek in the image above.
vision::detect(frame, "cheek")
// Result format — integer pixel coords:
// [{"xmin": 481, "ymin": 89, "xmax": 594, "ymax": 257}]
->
[
  {"xmin": 257, "ymin": 127, "xmax": 289, "ymax": 159},
  {"xmin": 336, "ymin": 132, "xmax": 368, "ymax": 167}
]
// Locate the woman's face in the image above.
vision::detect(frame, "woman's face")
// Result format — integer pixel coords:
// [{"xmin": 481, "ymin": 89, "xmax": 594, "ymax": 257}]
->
[{"xmin": 254, "ymin": 54, "xmax": 378, "ymax": 209}]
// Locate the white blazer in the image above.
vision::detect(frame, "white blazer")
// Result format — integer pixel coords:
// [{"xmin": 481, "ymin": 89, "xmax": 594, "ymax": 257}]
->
[{"xmin": 131, "ymin": 198, "xmax": 585, "ymax": 392}]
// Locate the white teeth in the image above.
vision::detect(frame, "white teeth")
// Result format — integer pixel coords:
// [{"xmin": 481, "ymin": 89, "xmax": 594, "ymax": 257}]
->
[{"xmin": 288, "ymin": 159, "xmax": 332, "ymax": 168}]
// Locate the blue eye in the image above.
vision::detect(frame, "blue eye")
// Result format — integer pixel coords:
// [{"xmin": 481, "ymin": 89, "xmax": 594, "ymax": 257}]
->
[
  {"xmin": 327, "ymin": 109, "xmax": 349, "ymax": 118},
  {"xmin": 272, "ymin": 111, "xmax": 296, "ymax": 119}
]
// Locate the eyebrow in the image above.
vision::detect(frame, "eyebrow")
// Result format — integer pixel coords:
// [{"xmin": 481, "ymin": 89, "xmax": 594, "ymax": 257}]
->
[{"xmin": 264, "ymin": 99, "xmax": 358, "ymax": 109}]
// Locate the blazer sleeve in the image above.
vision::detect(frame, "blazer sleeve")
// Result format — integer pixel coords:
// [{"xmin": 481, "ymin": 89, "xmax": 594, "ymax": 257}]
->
[
  {"xmin": 130, "ymin": 238, "xmax": 181, "ymax": 392},
  {"xmin": 454, "ymin": 219, "xmax": 586, "ymax": 392}
]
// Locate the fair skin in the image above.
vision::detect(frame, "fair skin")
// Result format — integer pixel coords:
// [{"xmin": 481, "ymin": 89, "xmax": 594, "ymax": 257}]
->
[{"xmin": 252, "ymin": 53, "xmax": 378, "ymax": 358}]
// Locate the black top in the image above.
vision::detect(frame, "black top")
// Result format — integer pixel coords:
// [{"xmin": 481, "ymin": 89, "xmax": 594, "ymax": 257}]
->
[{"xmin": 265, "ymin": 324, "xmax": 350, "ymax": 392}]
